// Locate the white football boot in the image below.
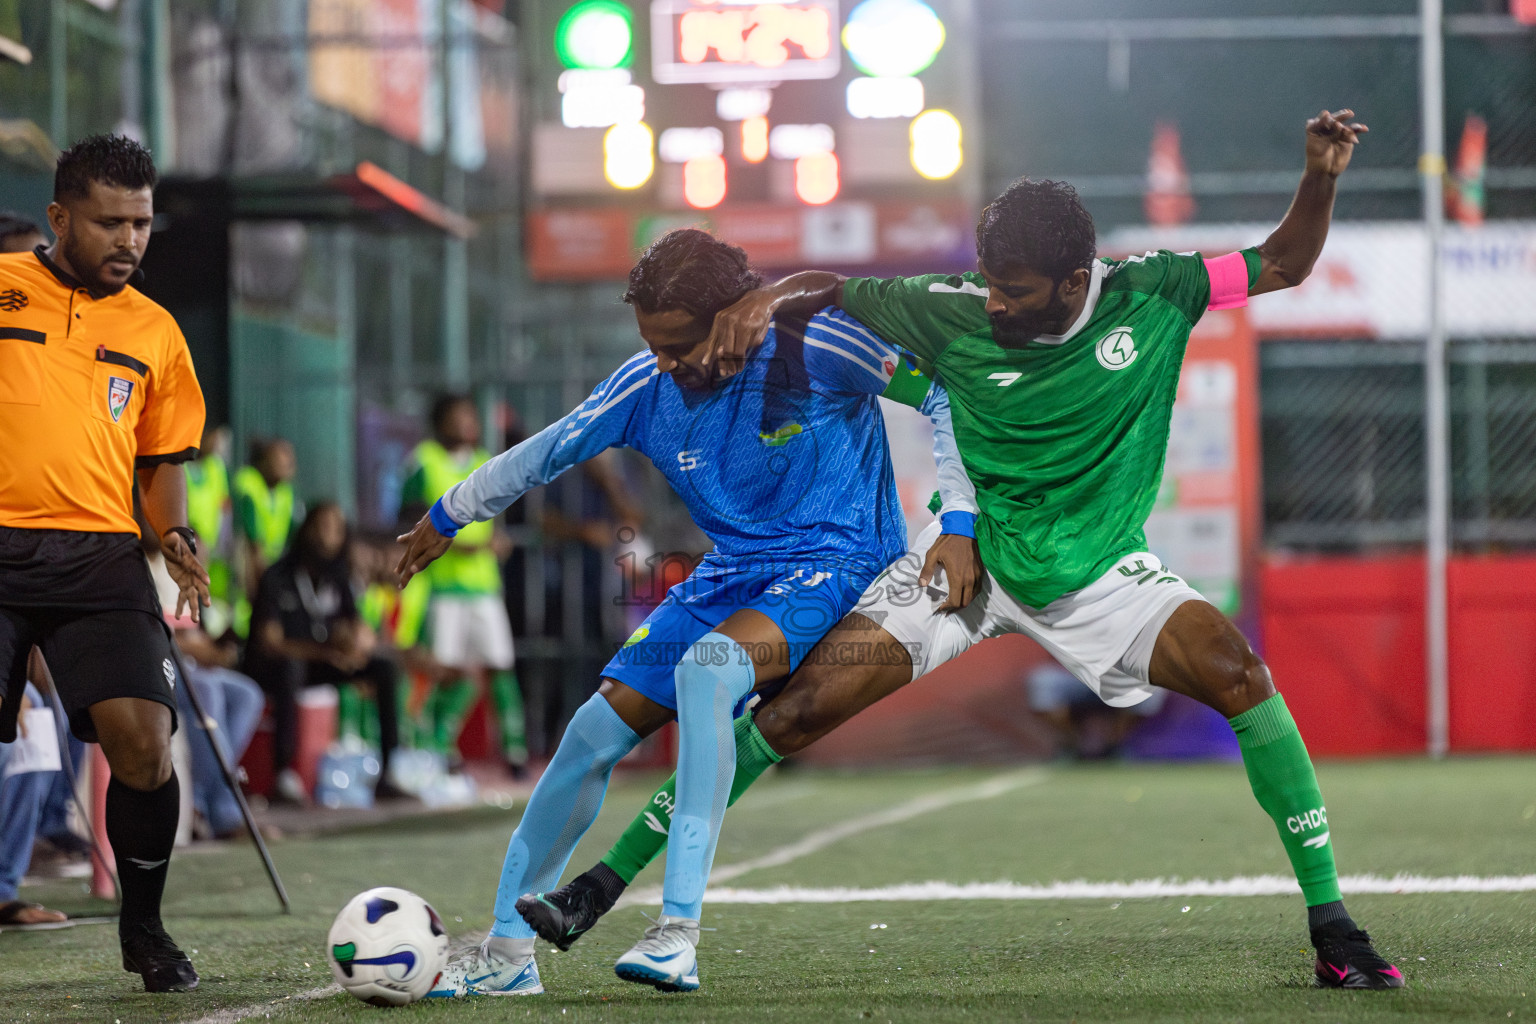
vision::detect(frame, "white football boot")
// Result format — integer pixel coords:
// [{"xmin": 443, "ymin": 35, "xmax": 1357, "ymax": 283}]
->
[
  {"xmin": 426, "ymin": 940, "xmax": 542, "ymax": 997},
  {"xmin": 613, "ymin": 915, "xmax": 701, "ymax": 992}
]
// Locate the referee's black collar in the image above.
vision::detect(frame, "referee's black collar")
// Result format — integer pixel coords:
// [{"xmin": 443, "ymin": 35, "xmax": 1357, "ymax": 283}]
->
[{"xmin": 32, "ymin": 244, "xmax": 146, "ymax": 300}]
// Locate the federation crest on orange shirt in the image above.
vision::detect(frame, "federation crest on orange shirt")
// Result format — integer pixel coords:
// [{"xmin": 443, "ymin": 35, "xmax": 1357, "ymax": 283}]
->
[{"xmin": 107, "ymin": 375, "xmax": 135, "ymax": 422}]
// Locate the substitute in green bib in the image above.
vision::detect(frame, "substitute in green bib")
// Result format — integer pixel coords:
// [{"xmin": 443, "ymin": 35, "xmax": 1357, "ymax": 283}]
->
[
  {"xmin": 233, "ymin": 437, "xmax": 302, "ymax": 633},
  {"xmin": 185, "ymin": 426, "xmax": 234, "ymax": 636},
  {"xmin": 401, "ymin": 395, "xmax": 526, "ymax": 771}
]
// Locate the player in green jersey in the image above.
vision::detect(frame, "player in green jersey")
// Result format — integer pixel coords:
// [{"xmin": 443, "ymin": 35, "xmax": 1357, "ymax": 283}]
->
[{"xmin": 518, "ymin": 110, "xmax": 1404, "ymax": 991}]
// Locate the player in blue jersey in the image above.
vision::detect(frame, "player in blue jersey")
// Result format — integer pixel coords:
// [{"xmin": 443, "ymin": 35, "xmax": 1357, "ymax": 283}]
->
[{"xmin": 395, "ymin": 229, "xmax": 977, "ymax": 996}]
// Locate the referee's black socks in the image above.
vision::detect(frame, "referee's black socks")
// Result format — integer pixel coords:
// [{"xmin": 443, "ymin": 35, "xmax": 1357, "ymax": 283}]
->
[{"xmin": 106, "ymin": 773, "xmax": 180, "ymax": 932}]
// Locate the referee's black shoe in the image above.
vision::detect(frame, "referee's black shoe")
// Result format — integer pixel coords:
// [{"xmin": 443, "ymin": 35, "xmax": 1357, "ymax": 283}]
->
[
  {"xmin": 121, "ymin": 921, "xmax": 200, "ymax": 992},
  {"xmin": 516, "ymin": 864, "xmax": 626, "ymax": 951},
  {"xmin": 1312, "ymin": 924, "xmax": 1405, "ymax": 989}
]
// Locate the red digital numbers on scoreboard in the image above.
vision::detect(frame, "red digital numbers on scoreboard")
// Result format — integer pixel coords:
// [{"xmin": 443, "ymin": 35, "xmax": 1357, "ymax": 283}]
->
[{"xmin": 650, "ymin": 0, "xmax": 841, "ymax": 84}]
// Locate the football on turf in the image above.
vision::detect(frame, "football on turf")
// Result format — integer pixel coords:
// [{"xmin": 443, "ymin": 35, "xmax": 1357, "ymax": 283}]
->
[{"xmin": 327, "ymin": 886, "xmax": 448, "ymax": 1005}]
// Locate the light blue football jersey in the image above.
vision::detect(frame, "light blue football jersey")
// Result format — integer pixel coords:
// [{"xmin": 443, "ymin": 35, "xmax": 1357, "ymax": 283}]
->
[{"xmin": 443, "ymin": 308, "xmax": 946, "ymax": 576}]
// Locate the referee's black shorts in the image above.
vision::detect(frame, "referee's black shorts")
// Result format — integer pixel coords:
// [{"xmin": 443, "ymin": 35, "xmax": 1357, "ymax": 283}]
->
[{"xmin": 0, "ymin": 526, "xmax": 178, "ymax": 743}]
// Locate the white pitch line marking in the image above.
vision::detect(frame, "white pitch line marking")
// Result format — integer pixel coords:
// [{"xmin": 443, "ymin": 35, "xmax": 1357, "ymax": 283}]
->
[
  {"xmin": 677, "ymin": 874, "xmax": 1536, "ymax": 905},
  {"xmin": 184, "ymin": 984, "xmax": 339, "ymax": 1024},
  {"xmin": 622, "ymin": 767, "xmax": 1048, "ymax": 904}
]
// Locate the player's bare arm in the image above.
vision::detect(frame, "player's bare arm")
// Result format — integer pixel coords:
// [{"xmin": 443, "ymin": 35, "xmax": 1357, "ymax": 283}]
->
[
  {"xmin": 136, "ymin": 463, "xmax": 211, "ymax": 622},
  {"xmin": 1250, "ymin": 108, "xmax": 1368, "ymax": 296},
  {"xmin": 918, "ymin": 532, "xmax": 982, "ymax": 612},
  {"xmin": 703, "ymin": 270, "xmax": 847, "ymax": 378},
  {"xmin": 395, "ymin": 513, "xmax": 453, "ymax": 587}
]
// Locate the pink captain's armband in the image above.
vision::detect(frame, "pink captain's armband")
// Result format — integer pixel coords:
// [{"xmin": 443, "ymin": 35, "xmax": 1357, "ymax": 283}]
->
[{"xmin": 1204, "ymin": 251, "xmax": 1251, "ymax": 311}]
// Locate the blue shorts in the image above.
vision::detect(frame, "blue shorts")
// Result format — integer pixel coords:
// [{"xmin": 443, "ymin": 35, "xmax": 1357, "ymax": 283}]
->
[{"xmin": 602, "ymin": 563, "xmax": 875, "ymax": 711}]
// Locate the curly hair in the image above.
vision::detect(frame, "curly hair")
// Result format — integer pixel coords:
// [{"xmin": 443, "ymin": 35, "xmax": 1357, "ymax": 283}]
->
[
  {"xmin": 622, "ymin": 228, "xmax": 764, "ymax": 321},
  {"xmin": 976, "ymin": 178, "xmax": 1096, "ymax": 282},
  {"xmin": 54, "ymin": 134, "xmax": 158, "ymax": 202}
]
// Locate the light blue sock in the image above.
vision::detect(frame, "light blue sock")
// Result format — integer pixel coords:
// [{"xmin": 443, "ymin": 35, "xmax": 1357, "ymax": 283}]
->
[
  {"xmin": 662, "ymin": 632, "xmax": 755, "ymax": 921},
  {"xmin": 489, "ymin": 694, "xmax": 639, "ymax": 938}
]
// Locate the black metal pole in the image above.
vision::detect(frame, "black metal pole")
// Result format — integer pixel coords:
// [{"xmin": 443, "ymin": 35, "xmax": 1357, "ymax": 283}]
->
[{"xmin": 161, "ymin": 628, "xmax": 291, "ymax": 914}]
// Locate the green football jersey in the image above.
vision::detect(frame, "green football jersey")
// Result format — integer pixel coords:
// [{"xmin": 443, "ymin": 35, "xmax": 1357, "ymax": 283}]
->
[{"xmin": 842, "ymin": 249, "xmax": 1258, "ymax": 609}]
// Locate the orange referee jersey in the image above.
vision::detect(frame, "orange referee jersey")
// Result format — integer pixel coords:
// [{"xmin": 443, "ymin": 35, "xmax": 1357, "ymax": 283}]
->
[{"xmin": 0, "ymin": 248, "xmax": 206, "ymax": 534}]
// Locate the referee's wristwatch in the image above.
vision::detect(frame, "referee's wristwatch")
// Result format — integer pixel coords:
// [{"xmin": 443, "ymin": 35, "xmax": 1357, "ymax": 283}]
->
[{"xmin": 162, "ymin": 525, "xmax": 198, "ymax": 556}]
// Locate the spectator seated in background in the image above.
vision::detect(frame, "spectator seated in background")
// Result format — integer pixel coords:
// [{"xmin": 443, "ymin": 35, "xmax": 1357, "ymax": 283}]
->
[
  {"xmin": 140, "ymin": 526, "xmax": 264, "ymax": 840},
  {"xmin": 243, "ymin": 503, "xmax": 409, "ymax": 804},
  {"xmin": 0, "ymin": 651, "xmax": 72, "ymax": 929},
  {"xmin": 1027, "ymin": 659, "xmax": 1166, "ymax": 761}
]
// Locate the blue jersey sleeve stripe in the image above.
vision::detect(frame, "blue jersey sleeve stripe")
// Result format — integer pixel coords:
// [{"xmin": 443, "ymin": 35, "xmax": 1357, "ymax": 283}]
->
[
  {"xmin": 573, "ymin": 353, "xmax": 657, "ymax": 421},
  {"xmin": 821, "ymin": 311, "xmax": 887, "ymax": 351},
  {"xmin": 807, "ymin": 318, "xmax": 896, "ymax": 367},
  {"xmin": 563, "ymin": 368, "xmax": 657, "ymax": 438},
  {"xmin": 803, "ymin": 335, "xmax": 888, "ymax": 382}
]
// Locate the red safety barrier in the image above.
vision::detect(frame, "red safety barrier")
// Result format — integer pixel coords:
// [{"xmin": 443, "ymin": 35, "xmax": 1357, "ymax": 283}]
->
[
  {"xmin": 1446, "ymin": 555, "xmax": 1536, "ymax": 751},
  {"xmin": 1259, "ymin": 552, "xmax": 1536, "ymax": 755}
]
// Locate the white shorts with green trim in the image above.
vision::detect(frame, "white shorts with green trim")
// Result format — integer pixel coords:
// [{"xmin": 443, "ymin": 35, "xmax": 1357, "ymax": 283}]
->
[
  {"xmin": 429, "ymin": 594, "xmax": 515, "ymax": 671},
  {"xmin": 852, "ymin": 521, "xmax": 1204, "ymax": 708}
]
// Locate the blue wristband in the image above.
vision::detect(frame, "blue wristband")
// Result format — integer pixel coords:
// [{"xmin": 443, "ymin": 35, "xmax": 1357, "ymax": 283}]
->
[
  {"xmin": 428, "ymin": 497, "xmax": 463, "ymax": 538},
  {"xmin": 939, "ymin": 510, "xmax": 976, "ymax": 538}
]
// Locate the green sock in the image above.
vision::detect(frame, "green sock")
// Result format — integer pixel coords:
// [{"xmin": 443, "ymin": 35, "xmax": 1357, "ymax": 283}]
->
[
  {"xmin": 359, "ymin": 694, "xmax": 379, "ymax": 748},
  {"xmin": 600, "ymin": 713, "xmax": 782, "ymax": 885},
  {"xmin": 337, "ymin": 686, "xmax": 364, "ymax": 744},
  {"xmin": 431, "ymin": 679, "xmax": 477, "ymax": 756},
  {"xmin": 1229, "ymin": 693, "xmax": 1343, "ymax": 907},
  {"xmin": 489, "ymin": 670, "xmax": 528, "ymax": 766}
]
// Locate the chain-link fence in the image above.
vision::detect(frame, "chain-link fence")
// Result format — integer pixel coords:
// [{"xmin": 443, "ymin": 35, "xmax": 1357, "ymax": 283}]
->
[{"xmin": 1261, "ymin": 339, "xmax": 1536, "ymax": 553}]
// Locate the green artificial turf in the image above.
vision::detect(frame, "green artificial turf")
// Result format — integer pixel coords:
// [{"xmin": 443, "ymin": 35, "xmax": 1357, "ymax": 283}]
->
[{"xmin": 3, "ymin": 758, "xmax": 1533, "ymax": 1023}]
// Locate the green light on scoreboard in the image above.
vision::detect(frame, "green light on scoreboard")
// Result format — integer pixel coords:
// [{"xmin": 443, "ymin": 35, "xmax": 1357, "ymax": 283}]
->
[{"xmin": 555, "ymin": 0, "xmax": 634, "ymax": 71}]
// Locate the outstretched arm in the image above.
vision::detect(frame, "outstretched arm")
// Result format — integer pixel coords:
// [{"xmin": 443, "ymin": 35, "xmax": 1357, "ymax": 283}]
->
[
  {"xmin": 915, "ymin": 383, "xmax": 982, "ymax": 611},
  {"xmin": 704, "ymin": 270, "xmax": 847, "ymax": 379},
  {"xmin": 876, "ymin": 359, "xmax": 982, "ymax": 611},
  {"xmin": 396, "ymin": 358, "xmax": 651, "ymax": 585},
  {"xmin": 1250, "ymin": 108, "xmax": 1368, "ymax": 296}
]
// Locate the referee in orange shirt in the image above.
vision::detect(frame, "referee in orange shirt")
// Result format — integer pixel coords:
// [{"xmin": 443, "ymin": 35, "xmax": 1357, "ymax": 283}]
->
[{"xmin": 0, "ymin": 135, "xmax": 208, "ymax": 992}]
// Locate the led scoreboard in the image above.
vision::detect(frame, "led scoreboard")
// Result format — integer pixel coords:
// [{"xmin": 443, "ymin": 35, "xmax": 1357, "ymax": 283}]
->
[
  {"xmin": 650, "ymin": 1, "xmax": 840, "ymax": 83},
  {"xmin": 528, "ymin": 0, "xmax": 980, "ymax": 280}
]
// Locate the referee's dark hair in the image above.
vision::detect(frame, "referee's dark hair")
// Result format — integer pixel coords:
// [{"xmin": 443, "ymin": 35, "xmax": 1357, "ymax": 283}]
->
[
  {"xmin": 0, "ymin": 211, "xmax": 42, "ymax": 247},
  {"xmin": 976, "ymin": 178, "xmax": 1097, "ymax": 284},
  {"xmin": 54, "ymin": 134, "xmax": 158, "ymax": 203},
  {"xmin": 623, "ymin": 228, "xmax": 764, "ymax": 323}
]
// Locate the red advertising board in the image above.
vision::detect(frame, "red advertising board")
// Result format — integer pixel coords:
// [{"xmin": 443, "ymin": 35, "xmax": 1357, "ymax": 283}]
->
[
  {"xmin": 527, "ymin": 208, "xmax": 637, "ymax": 280},
  {"xmin": 526, "ymin": 201, "xmax": 975, "ymax": 280}
]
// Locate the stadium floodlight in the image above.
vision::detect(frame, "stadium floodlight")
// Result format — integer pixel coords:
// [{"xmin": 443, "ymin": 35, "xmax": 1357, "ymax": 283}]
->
[
  {"xmin": 842, "ymin": 0, "xmax": 945, "ymax": 79},
  {"xmin": 560, "ymin": 70, "xmax": 646, "ymax": 128},
  {"xmin": 770, "ymin": 122, "xmax": 835, "ymax": 160},
  {"xmin": 716, "ymin": 87, "xmax": 774, "ymax": 122},
  {"xmin": 660, "ymin": 126, "xmax": 725, "ymax": 163},
  {"xmin": 741, "ymin": 116, "xmax": 770, "ymax": 163},
  {"xmin": 910, "ymin": 108, "xmax": 962, "ymax": 179},
  {"xmin": 846, "ymin": 75, "xmax": 924, "ymax": 119},
  {"xmin": 683, "ymin": 154, "xmax": 728, "ymax": 208},
  {"xmin": 604, "ymin": 121, "xmax": 655, "ymax": 188},
  {"xmin": 556, "ymin": 0, "xmax": 635, "ymax": 70},
  {"xmin": 794, "ymin": 151, "xmax": 839, "ymax": 205}
]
